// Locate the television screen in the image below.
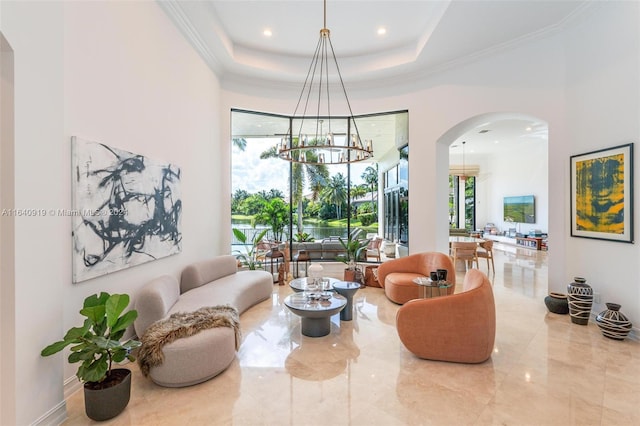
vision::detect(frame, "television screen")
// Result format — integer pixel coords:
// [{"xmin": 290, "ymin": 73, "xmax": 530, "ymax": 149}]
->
[{"xmin": 504, "ymin": 195, "xmax": 535, "ymax": 223}]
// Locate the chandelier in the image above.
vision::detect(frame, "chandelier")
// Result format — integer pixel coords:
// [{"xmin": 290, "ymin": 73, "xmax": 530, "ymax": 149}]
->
[{"xmin": 277, "ymin": 0, "xmax": 373, "ymax": 165}]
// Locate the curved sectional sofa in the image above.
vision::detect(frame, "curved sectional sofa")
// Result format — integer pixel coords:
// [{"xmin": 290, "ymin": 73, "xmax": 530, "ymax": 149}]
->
[{"xmin": 134, "ymin": 255, "xmax": 272, "ymax": 387}]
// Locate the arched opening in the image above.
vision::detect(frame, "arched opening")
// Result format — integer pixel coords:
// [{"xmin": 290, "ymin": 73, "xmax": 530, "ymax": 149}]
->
[{"xmin": 438, "ymin": 112, "xmax": 549, "ymax": 246}]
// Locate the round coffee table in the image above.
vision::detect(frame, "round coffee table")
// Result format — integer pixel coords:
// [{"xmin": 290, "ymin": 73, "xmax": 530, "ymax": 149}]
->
[
  {"xmin": 332, "ymin": 281, "xmax": 360, "ymax": 321},
  {"xmin": 289, "ymin": 276, "xmax": 340, "ymax": 293},
  {"xmin": 284, "ymin": 292, "xmax": 347, "ymax": 337},
  {"xmin": 413, "ymin": 277, "xmax": 452, "ymax": 298}
]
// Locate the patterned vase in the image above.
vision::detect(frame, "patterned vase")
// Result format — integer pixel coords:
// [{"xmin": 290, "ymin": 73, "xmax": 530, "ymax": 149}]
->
[
  {"xmin": 567, "ymin": 277, "xmax": 593, "ymax": 325},
  {"xmin": 595, "ymin": 303, "xmax": 633, "ymax": 340},
  {"xmin": 544, "ymin": 292, "xmax": 569, "ymax": 314}
]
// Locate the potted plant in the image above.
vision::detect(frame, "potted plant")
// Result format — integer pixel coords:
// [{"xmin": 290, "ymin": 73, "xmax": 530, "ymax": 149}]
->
[
  {"xmin": 293, "ymin": 232, "xmax": 315, "ymax": 242},
  {"xmin": 41, "ymin": 292, "xmax": 141, "ymax": 421},
  {"xmin": 233, "ymin": 227, "xmax": 269, "ymax": 270},
  {"xmin": 337, "ymin": 228, "xmax": 370, "ymax": 283}
]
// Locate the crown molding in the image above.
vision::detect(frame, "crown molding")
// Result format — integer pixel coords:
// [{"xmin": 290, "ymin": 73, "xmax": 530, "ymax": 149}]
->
[
  {"xmin": 157, "ymin": 0, "xmax": 224, "ymax": 76},
  {"xmin": 162, "ymin": 0, "xmax": 600, "ymax": 94}
]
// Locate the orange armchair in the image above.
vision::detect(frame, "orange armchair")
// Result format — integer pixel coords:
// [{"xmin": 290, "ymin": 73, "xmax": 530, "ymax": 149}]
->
[
  {"xmin": 395, "ymin": 269, "xmax": 495, "ymax": 363},
  {"xmin": 376, "ymin": 252, "xmax": 456, "ymax": 304}
]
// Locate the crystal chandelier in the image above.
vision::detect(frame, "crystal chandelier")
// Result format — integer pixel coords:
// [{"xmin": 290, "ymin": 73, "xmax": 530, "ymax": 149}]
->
[{"xmin": 277, "ymin": 0, "xmax": 373, "ymax": 165}]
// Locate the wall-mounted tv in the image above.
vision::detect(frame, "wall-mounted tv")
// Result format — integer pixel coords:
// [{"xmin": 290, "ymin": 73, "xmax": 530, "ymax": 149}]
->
[{"xmin": 504, "ymin": 195, "xmax": 535, "ymax": 223}]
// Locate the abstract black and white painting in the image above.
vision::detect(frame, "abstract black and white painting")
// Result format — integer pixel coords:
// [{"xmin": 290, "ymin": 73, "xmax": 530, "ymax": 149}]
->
[{"xmin": 72, "ymin": 137, "xmax": 182, "ymax": 283}]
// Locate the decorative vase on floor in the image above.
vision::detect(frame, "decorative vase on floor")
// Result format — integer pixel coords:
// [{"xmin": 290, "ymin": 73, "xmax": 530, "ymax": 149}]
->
[
  {"xmin": 595, "ymin": 303, "xmax": 633, "ymax": 340},
  {"xmin": 544, "ymin": 292, "xmax": 569, "ymax": 314},
  {"xmin": 567, "ymin": 277, "xmax": 593, "ymax": 325}
]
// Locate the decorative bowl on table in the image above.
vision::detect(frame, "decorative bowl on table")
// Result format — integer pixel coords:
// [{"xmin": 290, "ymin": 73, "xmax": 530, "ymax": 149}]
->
[{"xmin": 305, "ymin": 291, "xmax": 332, "ymax": 301}]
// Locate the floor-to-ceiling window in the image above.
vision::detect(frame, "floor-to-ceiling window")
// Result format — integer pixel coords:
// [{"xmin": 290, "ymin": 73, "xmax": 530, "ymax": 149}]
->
[
  {"xmin": 231, "ymin": 109, "xmax": 408, "ymax": 261},
  {"xmin": 383, "ymin": 145, "xmax": 408, "ymax": 245}
]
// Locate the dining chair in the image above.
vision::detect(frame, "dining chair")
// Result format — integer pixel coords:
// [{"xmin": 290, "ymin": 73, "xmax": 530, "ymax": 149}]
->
[
  {"xmin": 366, "ymin": 237, "xmax": 382, "ymax": 262},
  {"xmin": 476, "ymin": 239, "xmax": 495, "ymax": 273},
  {"xmin": 450, "ymin": 241, "xmax": 479, "ymax": 271}
]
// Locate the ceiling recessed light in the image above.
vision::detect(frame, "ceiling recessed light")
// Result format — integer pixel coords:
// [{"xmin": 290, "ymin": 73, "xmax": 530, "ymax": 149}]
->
[
  {"xmin": 494, "ymin": 140, "xmax": 500, "ymax": 144},
  {"xmin": 377, "ymin": 27, "xmax": 387, "ymax": 36},
  {"xmin": 525, "ymin": 126, "xmax": 532, "ymax": 131},
  {"xmin": 263, "ymin": 28, "xmax": 272, "ymax": 37}
]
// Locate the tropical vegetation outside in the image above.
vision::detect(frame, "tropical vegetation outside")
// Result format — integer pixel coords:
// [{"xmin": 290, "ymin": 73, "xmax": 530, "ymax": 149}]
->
[{"xmin": 231, "ymin": 136, "xmax": 379, "ymax": 245}]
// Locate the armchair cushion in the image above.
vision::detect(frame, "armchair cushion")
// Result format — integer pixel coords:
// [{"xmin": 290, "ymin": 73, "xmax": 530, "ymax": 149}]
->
[
  {"xmin": 376, "ymin": 252, "xmax": 455, "ymax": 304},
  {"xmin": 395, "ymin": 269, "xmax": 495, "ymax": 363}
]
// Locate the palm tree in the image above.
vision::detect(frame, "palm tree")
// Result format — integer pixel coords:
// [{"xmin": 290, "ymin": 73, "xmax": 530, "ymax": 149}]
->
[
  {"xmin": 232, "ymin": 138, "xmax": 247, "ymax": 151},
  {"xmin": 350, "ymin": 184, "xmax": 367, "ymax": 201},
  {"xmin": 260, "ymin": 142, "xmax": 328, "ymax": 234},
  {"xmin": 321, "ymin": 173, "xmax": 348, "ymax": 219},
  {"xmin": 361, "ymin": 165, "xmax": 378, "ymax": 213}
]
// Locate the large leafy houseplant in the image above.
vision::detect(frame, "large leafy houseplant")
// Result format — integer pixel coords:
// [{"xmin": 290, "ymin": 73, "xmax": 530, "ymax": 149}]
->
[
  {"xmin": 233, "ymin": 227, "xmax": 269, "ymax": 270},
  {"xmin": 337, "ymin": 228, "xmax": 370, "ymax": 273},
  {"xmin": 41, "ymin": 292, "xmax": 141, "ymax": 420}
]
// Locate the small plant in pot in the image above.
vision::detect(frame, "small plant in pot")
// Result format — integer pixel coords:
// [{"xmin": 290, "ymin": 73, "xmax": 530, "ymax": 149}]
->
[
  {"xmin": 233, "ymin": 227, "xmax": 269, "ymax": 270},
  {"xmin": 337, "ymin": 228, "xmax": 370, "ymax": 284},
  {"xmin": 41, "ymin": 292, "xmax": 141, "ymax": 421}
]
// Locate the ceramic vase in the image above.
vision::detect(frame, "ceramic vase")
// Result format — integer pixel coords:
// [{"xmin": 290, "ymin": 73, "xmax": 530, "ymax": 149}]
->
[
  {"xmin": 595, "ymin": 303, "xmax": 633, "ymax": 340},
  {"xmin": 544, "ymin": 292, "xmax": 569, "ymax": 314},
  {"xmin": 567, "ymin": 277, "xmax": 593, "ymax": 325}
]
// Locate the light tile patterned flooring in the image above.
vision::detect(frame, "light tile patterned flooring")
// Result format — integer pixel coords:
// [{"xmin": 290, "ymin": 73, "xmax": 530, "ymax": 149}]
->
[{"xmin": 64, "ymin": 244, "xmax": 639, "ymax": 425}]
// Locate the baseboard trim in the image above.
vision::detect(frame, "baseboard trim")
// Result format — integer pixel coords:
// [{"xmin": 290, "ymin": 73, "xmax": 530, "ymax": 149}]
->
[
  {"xmin": 31, "ymin": 400, "xmax": 66, "ymax": 426},
  {"xmin": 63, "ymin": 375, "xmax": 82, "ymax": 399}
]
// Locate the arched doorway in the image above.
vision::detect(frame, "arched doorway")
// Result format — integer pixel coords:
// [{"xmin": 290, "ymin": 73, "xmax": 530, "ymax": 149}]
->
[{"xmin": 438, "ymin": 112, "xmax": 549, "ymax": 240}]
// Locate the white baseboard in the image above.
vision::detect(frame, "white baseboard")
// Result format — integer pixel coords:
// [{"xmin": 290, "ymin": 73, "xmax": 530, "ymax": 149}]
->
[
  {"xmin": 31, "ymin": 400, "xmax": 66, "ymax": 426},
  {"xmin": 64, "ymin": 375, "xmax": 82, "ymax": 399}
]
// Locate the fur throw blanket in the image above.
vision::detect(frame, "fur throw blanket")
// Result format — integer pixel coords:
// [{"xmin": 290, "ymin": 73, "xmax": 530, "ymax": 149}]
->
[{"xmin": 137, "ymin": 305, "xmax": 241, "ymax": 377}]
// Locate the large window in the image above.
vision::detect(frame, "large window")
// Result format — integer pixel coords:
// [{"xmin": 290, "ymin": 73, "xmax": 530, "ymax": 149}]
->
[
  {"xmin": 231, "ymin": 109, "xmax": 408, "ymax": 260},
  {"xmin": 449, "ymin": 175, "xmax": 476, "ymax": 230},
  {"xmin": 383, "ymin": 145, "xmax": 408, "ymax": 245}
]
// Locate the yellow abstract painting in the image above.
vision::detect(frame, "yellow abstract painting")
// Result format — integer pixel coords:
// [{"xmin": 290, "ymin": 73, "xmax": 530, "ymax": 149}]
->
[{"xmin": 575, "ymin": 153, "xmax": 625, "ymax": 234}]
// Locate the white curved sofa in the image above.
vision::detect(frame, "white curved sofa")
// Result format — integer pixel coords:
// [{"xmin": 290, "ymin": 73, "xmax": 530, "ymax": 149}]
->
[{"xmin": 134, "ymin": 255, "xmax": 272, "ymax": 387}]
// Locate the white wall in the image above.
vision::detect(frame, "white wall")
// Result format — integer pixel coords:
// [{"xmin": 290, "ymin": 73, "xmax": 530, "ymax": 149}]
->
[
  {"xmin": 483, "ymin": 142, "xmax": 549, "ymax": 235},
  {"xmin": 1, "ymin": 1, "xmax": 222, "ymax": 424},
  {"xmin": 0, "ymin": 30, "xmax": 16, "ymax": 426},
  {"xmin": 562, "ymin": 2, "xmax": 640, "ymax": 324}
]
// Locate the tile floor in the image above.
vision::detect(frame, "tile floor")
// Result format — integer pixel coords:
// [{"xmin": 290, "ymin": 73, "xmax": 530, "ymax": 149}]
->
[{"xmin": 64, "ymin": 244, "xmax": 639, "ymax": 425}]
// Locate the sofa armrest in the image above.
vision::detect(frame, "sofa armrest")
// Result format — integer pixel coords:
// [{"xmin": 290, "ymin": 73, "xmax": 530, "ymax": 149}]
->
[{"xmin": 134, "ymin": 274, "xmax": 180, "ymax": 337}]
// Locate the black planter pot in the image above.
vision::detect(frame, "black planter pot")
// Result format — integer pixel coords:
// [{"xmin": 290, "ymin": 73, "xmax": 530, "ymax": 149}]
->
[
  {"xmin": 84, "ymin": 368, "xmax": 132, "ymax": 421},
  {"xmin": 544, "ymin": 292, "xmax": 569, "ymax": 314}
]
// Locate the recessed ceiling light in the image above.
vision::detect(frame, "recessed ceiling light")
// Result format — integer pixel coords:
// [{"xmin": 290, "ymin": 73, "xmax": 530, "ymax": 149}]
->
[
  {"xmin": 263, "ymin": 28, "xmax": 272, "ymax": 37},
  {"xmin": 525, "ymin": 126, "xmax": 532, "ymax": 131},
  {"xmin": 494, "ymin": 140, "xmax": 500, "ymax": 144},
  {"xmin": 377, "ymin": 27, "xmax": 387, "ymax": 36}
]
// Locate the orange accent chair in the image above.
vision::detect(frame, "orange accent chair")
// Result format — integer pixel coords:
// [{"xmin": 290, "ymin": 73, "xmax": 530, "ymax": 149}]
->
[
  {"xmin": 396, "ymin": 269, "xmax": 495, "ymax": 363},
  {"xmin": 376, "ymin": 252, "xmax": 456, "ymax": 304}
]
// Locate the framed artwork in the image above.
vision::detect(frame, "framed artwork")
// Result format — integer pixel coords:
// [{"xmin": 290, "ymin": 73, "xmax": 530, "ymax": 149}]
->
[
  {"xmin": 570, "ymin": 143, "xmax": 634, "ymax": 243},
  {"xmin": 72, "ymin": 137, "xmax": 182, "ymax": 283}
]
